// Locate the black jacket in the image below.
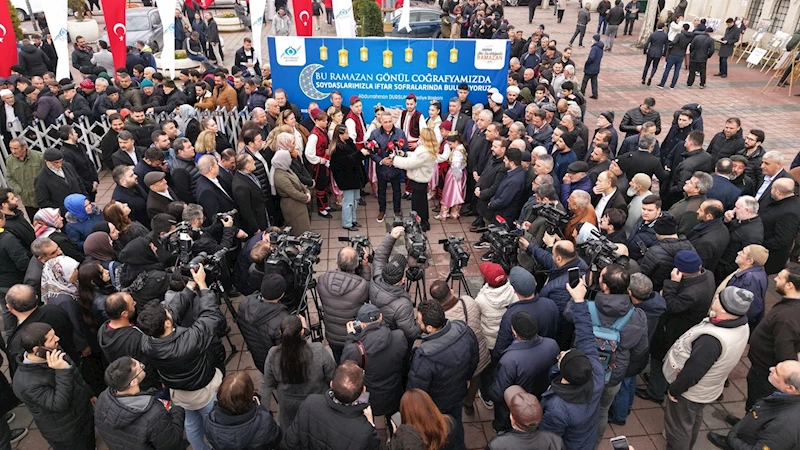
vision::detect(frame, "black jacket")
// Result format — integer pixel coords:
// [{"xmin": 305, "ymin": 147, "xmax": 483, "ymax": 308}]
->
[
  {"xmin": 34, "ymin": 162, "xmax": 88, "ymax": 212},
  {"xmin": 708, "ymin": 129, "xmax": 745, "ymax": 160},
  {"xmin": 97, "ymin": 321, "xmax": 160, "ymax": 391},
  {"xmin": 284, "ymin": 391, "xmax": 381, "ymax": 450},
  {"xmin": 341, "ymin": 322, "xmax": 408, "ymax": 417},
  {"xmin": 232, "ymin": 172, "xmax": 267, "ymax": 236},
  {"xmin": 6, "ymin": 305, "xmax": 77, "ymax": 377},
  {"xmin": 407, "ymin": 320, "xmax": 479, "ymax": 412},
  {"xmin": 755, "ymin": 169, "xmax": 797, "ymax": 211},
  {"xmin": 68, "ymin": 93, "xmax": 92, "ymax": 121},
  {"xmin": 606, "ymin": 5, "xmax": 625, "ymax": 25},
  {"xmin": 60, "ymin": 142, "xmax": 99, "ymax": 195},
  {"xmin": 0, "ymin": 98, "xmax": 32, "ymax": 144},
  {"xmin": 715, "ymin": 217, "xmax": 764, "ymax": 280},
  {"xmin": 640, "ymin": 237, "xmax": 696, "ymax": 291},
  {"xmin": 687, "ymin": 218, "xmax": 730, "ymax": 273},
  {"xmin": 195, "ymin": 176, "xmax": 237, "ymax": 226},
  {"xmin": 12, "ymin": 354, "xmax": 94, "ymax": 446},
  {"xmin": 668, "ymin": 148, "xmax": 715, "ymax": 196},
  {"xmin": 619, "ymin": 106, "xmax": 662, "ymax": 138},
  {"xmin": 760, "ymin": 195, "xmax": 800, "ymax": 274},
  {"xmin": 317, "ymin": 266, "xmax": 372, "ymax": 348},
  {"xmin": 330, "ymin": 139, "xmax": 367, "ymax": 191},
  {"xmin": 487, "ymin": 428, "xmax": 564, "ymax": 450},
  {"xmin": 111, "ymin": 147, "xmax": 145, "ymax": 168},
  {"xmin": 369, "ymin": 235, "xmax": 421, "ymax": 342},
  {"xmin": 727, "ymin": 392, "xmax": 800, "ymax": 450},
  {"xmin": 112, "ymin": 184, "xmax": 150, "ymax": 228},
  {"xmin": 140, "ymin": 288, "xmax": 226, "ymax": 391},
  {"xmin": 18, "ymin": 44, "xmax": 51, "ymax": 77},
  {"xmin": 0, "ymin": 230, "xmax": 31, "ymax": 288},
  {"xmin": 3, "ymin": 209, "xmax": 36, "ymax": 250},
  {"xmin": 689, "ymin": 33, "xmax": 716, "ymax": 62},
  {"xmin": 748, "ymin": 296, "xmax": 800, "ymax": 372},
  {"xmin": 146, "ymin": 188, "xmax": 178, "ymax": 220},
  {"xmin": 644, "ymin": 30, "xmax": 669, "ymax": 58},
  {"xmin": 171, "ymin": 155, "xmax": 201, "ymax": 203},
  {"xmin": 205, "ymin": 402, "xmax": 281, "ymax": 450},
  {"xmin": 617, "ymin": 149, "xmax": 670, "ymax": 183},
  {"xmin": 669, "ymin": 30, "xmax": 694, "ymax": 57},
  {"xmin": 152, "ymin": 89, "xmax": 188, "ymax": 115},
  {"xmin": 236, "ymin": 295, "xmax": 289, "ymax": 373},
  {"xmin": 95, "ymin": 388, "xmax": 187, "ymax": 450}
]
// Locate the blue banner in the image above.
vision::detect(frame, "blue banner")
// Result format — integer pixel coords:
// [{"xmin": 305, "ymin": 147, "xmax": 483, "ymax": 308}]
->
[{"xmin": 267, "ymin": 37, "xmax": 510, "ymax": 116}]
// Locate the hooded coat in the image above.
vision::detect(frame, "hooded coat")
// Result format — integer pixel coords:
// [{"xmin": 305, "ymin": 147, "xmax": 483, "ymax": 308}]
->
[
  {"xmin": 18, "ymin": 44, "xmax": 51, "ymax": 77},
  {"xmin": 473, "ymin": 282, "xmax": 518, "ymax": 349},
  {"xmin": 369, "ymin": 234, "xmax": 421, "ymax": 341},
  {"xmin": 640, "ymin": 237, "xmax": 696, "ymax": 291},
  {"xmin": 583, "ymin": 40, "xmax": 604, "ymax": 75},
  {"xmin": 204, "ymin": 402, "xmax": 282, "ymax": 450},
  {"xmin": 236, "ymin": 294, "xmax": 290, "ymax": 374},
  {"xmin": 116, "ymin": 236, "xmax": 168, "ymax": 308},
  {"xmin": 283, "ymin": 391, "xmax": 382, "ymax": 450},
  {"xmin": 317, "ymin": 265, "xmax": 372, "ymax": 348},
  {"xmin": 95, "ymin": 388, "xmax": 187, "ymax": 450}
]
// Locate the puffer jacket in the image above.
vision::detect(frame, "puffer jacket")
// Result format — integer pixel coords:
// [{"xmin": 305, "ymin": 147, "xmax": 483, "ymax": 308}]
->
[
  {"xmin": 12, "ymin": 354, "xmax": 94, "ymax": 447},
  {"xmin": 488, "ymin": 335, "xmax": 560, "ymax": 403},
  {"xmin": 236, "ymin": 294, "xmax": 290, "ymax": 374},
  {"xmin": 494, "ymin": 295, "xmax": 560, "ymax": 360},
  {"xmin": 689, "ymin": 32, "xmax": 716, "ymax": 62},
  {"xmin": 171, "ymin": 155, "xmax": 201, "ymax": 203},
  {"xmin": 708, "ymin": 128, "xmax": 745, "ymax": 160},
  {"xmin": 18, "ymin": 44, "xmax": 51, "ymax": 77},
  {"xmin": 473, "ymin": 282, "xmax": 518, "ymax": 349},
  {"xmin": 369, "ymin": 235, "xmax": 421, "ymax": 341},
  {"xmin": 407, "ymin": 320, "xmax": 479, "ymax": 412},
  {"xmin": 140, "ymin": 288, "xmax": 226, "ymax": 391},
  {"xmin": 627, "ymin": 213, "xmax": 662, "ymax": 261},
  {"xmin": 442, "ymin": 295, "xmax": 491, "ymax": 376},
  {"xmin": 283, "ymin": 391, "xmax": 381, "ymax": 450},
  {"xmin": 539, "ymin": 302, "xmax": 605, "ymax": 450},
  {"xmin": 317, "ymin": 266, "xmax": 371, "ymax": 348},
  {"xmin": 341, "ymin": 322, "xmax": 408, "ymax": 416},
  {"xmin": 528, "ymin": 246, "xmax": 589, "ymax": 314},
  {"xmin": 95, "ymin": 388, "xmax": 187, "ymax": 450},
  {"xmin": 565, "ymin": 293, "xmax": 649, "ymax": 386},
  {"xmin": 246, "ymin": 87, "xmax": 270, "ymax": 111},
  {"xmin": 728, "ymin": 392, "xmax": 800, "ymax": 450},
  {"xmin": 640, "ymin": 237, "xmax": 696, "ymax": 291},
  {"xmin": 619, "ymin": 106, "xmax": 662, "ymax": 138},
  {"xmin": 204, "ymin": 402, "xmax": 282, "ymax": 450}
]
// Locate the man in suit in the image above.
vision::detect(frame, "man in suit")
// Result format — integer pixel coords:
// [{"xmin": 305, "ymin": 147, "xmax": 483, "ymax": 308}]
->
[
  {"xmin": 110, "ymin": 130, "xmax": 145, "ymax": 168},
  {"xmin": 34, "ymin": 148, "xmax": 87, "ymax": 213},
  {"xmin": 145, "ymin": 172, "xmax": 177, "ymax": 220},
  {"xmin": 462, "ymin": 104, "xmax": 484, "ymax": 144},
  {"xmin": 195, "ymin": 154, "xmax": 238, "ymax": 226},
  {"xmin": 760, "ymin": 178, "xmax": 800, "ymax": 274},
  {"xmin": 0, "ymin": 89, "xmax": 33, "ymax": 148},
  {"xmin": 705, "ymin": 158, "xmax": 741, "ymax": 211},
  {"xmin": 218, "ymin": 149, "xmax": 236, "ymax": 194},
  {"xmin": 755, "ymin": 150, "xmax": 798, "ymax": 211},
  {"xmin": 641, "ymin": 22, "xmax": 669, "ymax": 85},
  {"xmin": 232, "ymin": 153, "xmax": 267, "ymax": 236},
  {"xmin": 134, "ymin": 147, "xmax": 168, "ymax": 194},
  {"xmin": 111, "ymin": 165, "xmax": 150, "ymax": 227},
  {"xmin": 593, "ymin": 170, "xmax": 627, "ymax": 220},
  {"xmin": 442, "ymin": 97, "xmax": 469, "ymax": 135}
]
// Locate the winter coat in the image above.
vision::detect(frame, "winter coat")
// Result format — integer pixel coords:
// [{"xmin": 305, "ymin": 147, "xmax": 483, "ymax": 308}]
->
[
  {"xmin": 760, "ymin": 195, "xmax": 800, "ymax": 274},
  {"xmin": 283, "ymin": 391, "xmax": 382, "ymax": 450},
  {"xmin": 627, "ymin": 214, "xmax": 660, "ymax": 261},
  {"xmin": 473, "ymin": 282, "xmax": 518, "ymax": 349},
  {"xmin": 727, "ymin": 392, "xmax": 800, "ymax": 450},
  {"xmin": 95, "ymin": 388, "xmax": 187, "ymax": 450},
  {"xmin": 213, "ymin": 83, "xmax": 238, "ymax": 111},
  {"xmin": 669, "ymin": 194, "xmax": 706, "ymax": 237},
  {"xmin": 64, "ymin": 212, "xmax": 102, "ymax": 249},
  {"xmin": 112, "ymin": 184, "xmax": 150, "ymax": 227},
  {"xmin": 171, "ymin": 155, "xmax": 201, "ymax": 203},
  {"xmin": 6, "ymin": 305, "xmax": 77, "ymax": 378},
  {"xmin": 488, "ymin": 336, "xmax": 560, "ymax": 402},
  {"xmin": 341, "ymin": 322, "xmax": 408, "ymax": 416},
  {"xmin": 12, "ymin": 354, "xmax": 94, "ymax": 447},
  {"xmin": 688, "ymin": 219, "xmax": 730, "ymax": 273},
  {"xmin": 715, "ymin": 217, "xmax": 763, "ymax": 280},
  {"xmin": 317, "ymin": 266, "xmax": 372, "ymax": 348},
  {"xmin": 97, "ymin": 321, "xmax": 160, "ymax": 391},
  {"xmin": 650, "ymin": 270, "xmax": 716, "ymax": 360},
  {"xmin": 34, "ymin": 89, "xmax": 64, "ymax": 126},
  {"xmin": 628, "ymin": 292, "xmax": 667, "ymax": 375},
  {"xmin": 2, "ymin": 209, "xmax": 35, "ymax": 250},
  {"xmin": 152, "ymin": 88, "xmax": 187, "ymax": 115},
  {"xmin": 71, "ymin": 46, "xmax": 94, "ymax": 70},
  {"xmin": 644, "ymin": 30, "xmax": 669, "ymax": 58},
  {"xmin": 706, "ymin": 174, "xmax": 741, "ymax": 211},
  {"xmin": 487, "ymin": 428, "xmax": 564, "ymax": 450},
  {"xmin": 18, "ymin": 44, "xmax": 51, "ymax": 77},
  {"xmin": 708, "ymin": 129, "xmax": 745, "ymax": 160},
  {"xmin": 329, "ymin": 139, "xmax": 367, "ymax": 190},
  {"xmin": 668, "ymin": 30, "xmax": 695, "ymax": 57},
  {"xmin": 619, "ymin": 106, "xmax": 662, "ymax": 138},
  {"xmin": 719, "ymin": 25, "xmax": 743, "ymax": 58},
  {"xmin": 392, "ymin": 145, "xmax": 436, "ymax": 184},
  {"xmin": 407, "ymin": 320, "xmax": 479, "ymax": 412},
  {"xmin": 0, "ymin": 229, "xmax": 30, "ymax": 288},
  {"xmin": 442, "ymin": 295, "xmax": 491, "ymax": 376},
  {"xmin": 273, "ymin": 168, "xmax": 311, "ymax": 234},
  {"xmin": 616, "ymin": 148, "xmax": 669, "ymax": 183},
  {"xmin": 583, "ymin": 40, "xmax": 604, "ymax": 75},
  {"xmin": 369, "ymin": 234, "xmax": 421, "ymax": 341},
  {"xmin": 390, "ymin": 425, "xmax": 426, "ymax": 450},
  {"xmin": 748, "ymin": 296, "xmax": 800, "ymax": 373},
  {"xmin": 527, "ymin": 246, "xmax": 589, "ymax": 314},
  {"xmin": 488, "ymin": 166, "xmax": 526, "ymax": 224},
  {"xmin": 576, "ymin": 7, "xmax": 590, "ymax": 26},
  {"xmin": 246, "ymin": 87, "xmax": 270, "ymax": 111},
  {"xmin": 204, "ymin": 402, "xmax": 282, "ymax": 450},
  {"xmin": 493, "ymin": 295, "xmax": 560, "ymax": 361},
  {"xmin": 34, "ymin": 163, "xmax": 88, "ymax": 213},
  {"xmin": 721, "ymin": 265, "xmax": 768, "ymax": 328},
  {"xmin": 689, "ymin": 33, "xmax": 716, "ymax": 62},
  {"xmin": 539, "ymin": 302, "xmax": 605, "ymax": 450},
  {"xmin": 606, "ymin": 5, "xmax": 625, "ymax": 25},
  {"xmin": 236, "ymin": 295, "xmax": 290, "ymax": 374},
  {"xmin": 668, "ymin": 148, "xmax": 715, "ymax": 197},
  {"xmin": 61, "ymin": 142, "xmax": 98, "ymax": 195},
  {"xmin": 261, "ymin": 342, "xmax": 336, "ymax": 428},
  {"xmin": 640, "ymin": 237, "xmax": 696, "ymax": 291}
]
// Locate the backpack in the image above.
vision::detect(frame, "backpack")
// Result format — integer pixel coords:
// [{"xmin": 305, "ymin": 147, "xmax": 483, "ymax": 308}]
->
[{"xmin": 587, "ymin": 301, "xmax": 634, "ymax": 382}]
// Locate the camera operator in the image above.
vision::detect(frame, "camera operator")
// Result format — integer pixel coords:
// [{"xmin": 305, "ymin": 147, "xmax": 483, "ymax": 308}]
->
[
  {"xmin": 233, "ymin": 227, "xmax": 281, "ymax": 296},
  {"xmin": 149, "ymin": 213, "xmax": 178, "ymax": 267},
  {"xmin": 519, "ymin": 236, "xmax": 587, "ymax": 350},
  {"xmin": 117, "ymin": 236, "xmax": 169, "ymax": 310},
  {"xmin": 182, "ymin": 203, "xmax": 239, "ymax": 257},
  {"xmin": 370, "ymin": 226, "xmax": 421, "ymax": 344},
  {"xmin": 318, "ymin": 245, "xmax": 372, "ymax": 363},
  {"xmin": 517, "ymin": 184, "xmax": 565, "ymax": 272},
  {"xmin": 237, "ymin": 274, "xmax": 291, "ymax": 374},
  {"xmin": 138, "ymin": 264, "xmax": 226, "ymax": 450},
  {"xmin": 249, "ymin": 232, "xmax": 303, "ymax": 312}
]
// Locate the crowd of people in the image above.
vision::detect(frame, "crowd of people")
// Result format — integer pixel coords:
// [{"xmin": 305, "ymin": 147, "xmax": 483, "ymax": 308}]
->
[{"xmin": 2, "ymin": 0, "xmax": 800, "ymax": 450}]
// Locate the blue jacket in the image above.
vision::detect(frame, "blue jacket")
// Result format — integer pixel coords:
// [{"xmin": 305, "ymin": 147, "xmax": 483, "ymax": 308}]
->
[
  {"xmin": 65, "ymin": 213, "xmax": 103, "ymax": 249},
  {"xmin": 488, "ymin": 336, "xmax": 560, "ymax": 403},
  {"xmin": 583, "ymin": 40, "xmax": 604, "ymax": 75},
  {"xmin": 407, "ymin": 320, "xmax": 479, "ymax": 412},
  {"xmin": 628, "ymin": 291, "xmax": 666, "ymax": 375},
  {"xmin": 526, "ymin": 246, "xmax": 588, "ymax": 313},
  {"xmin": 489, "ymin": 166, "xmax": 526, "ymax": 224},
  {"xmin": 627, "ymin": 213, "xmax": 661, "ymax": 261},
  {"xmin": 539, "ymin": 302, "xmax": 605, "ymax": 450},
  {"xmin": 706, "ymin": 174, "xmax": 741, "ymax": 210},
  {"xmin": 553, "ymin": 150, "xmax": 577, "ymax": 182},
  {"xmin": 726, "ymin": 265, "xmax": 768, "ymax": 328},
  {"xmin": 559, "ymin": 176, "xmax": 592, "ymax": 206},
  {"xmin": 493, "ymin": 296, "xmax": 560, "ymax": 360},
  {"xmin": 367, "ymin": 126, "xmax": 408, "ymax": 180}
]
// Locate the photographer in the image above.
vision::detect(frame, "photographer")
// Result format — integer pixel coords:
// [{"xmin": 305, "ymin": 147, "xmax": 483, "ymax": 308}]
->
[
  {"xmin": 138, "ymin": 265, "xmax": 226, "ymax": 450},
  {"xmin": 182, "ymin": 203, "xmax": 238, "ymax": 257},
  {"xmin": 318, "ymin": 245, "xmax": 372, "ymax": 363},
  {"xmin": 517, "ymin": 184, "xmax": 565, "ymax": 272},
  {"xmin": 117, "ymin": 236, "xmax": 169, "ymax": 309},
  {"xmin": 237, "ymin": 274, "xmax": 291, "ymax": 373},
  {"xmin": 233, "ymin": 227, "xmax": 281, "ymax": 296},
  {"xmin": 370, "ymin": 226, "xmax": 421, "ymax": 343}
]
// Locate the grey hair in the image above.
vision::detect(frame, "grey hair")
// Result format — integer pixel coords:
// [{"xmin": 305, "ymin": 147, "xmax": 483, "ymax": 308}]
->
[
  {"xmin": 337, "ymin": 247, "xmax": 358, "ymax": 273},
  {"xmin": 449, "ymin": 97, "xmax": 460, "ymax": 105},
  {"xmin": 197, "ymin": 155, "xmax": 217, "ymax": 174},
  {"xmin": 737, "ymin": 195, "xmax": 759, "ymax": 215},
  {"xmin": 535, "ymin": 174, "xmax": 554, "ymax": 185},
  {"xmin": 95, "ymin": 78, "xmax": 109, "ymax": 88},
  {"xmin": 478, "ymin": 109, "xmax": 493, "ymax": 120},
  {"xmin": 472, "ymin": 103, "xmax": 484, "ymax": 112},
  {"xmin": 182, "ymin": 203, "xmax": 204, "ymax": 222},
  {"xmin": 533, "ymin": 146, "xmax": 548, "ymax": 157},
  {"xmin": 536, "ymin": 153, "xmax": 554, "ymax": 168},
  {"xmin": 638, "ymin": 134, "xmax": 657, "ymax": 151},
  {"xmin": 566, "ymin": 102, "xmax": 582, "ymax": 119},
  {"xmin": 693, "ymin": 171, "xmax": 713, "ymax": 194},
  {"xmin": 31, "ymin": 237, "xmax": 56, "ymax": 258},
  {"xmin": 571, "ymin": 190, "xmax": 591, "ymax": 208},
  {"xmin": 510, "ymin": 122, "xmax": 526, "ymax": 136},
  {"xmin": 628, "ymin": 273, "xmax": 653, "ymax": 300},
  {"xmin": 763, "ymin": 150, "xmax": 784, "ymax": 165}
]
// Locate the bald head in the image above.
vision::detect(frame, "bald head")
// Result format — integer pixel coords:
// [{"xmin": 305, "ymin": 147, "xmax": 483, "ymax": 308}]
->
[
  {"xmin": 772, "ymin": 360, "xmax": 800, "ymax": 394},
  {"xmin": 631, "ymin": 173, "xmax": 652, "ymax": 192},
  {"xmin": 772, "ymin": 178, "xmax": 796, "ymax": 199},
  {"xmin": 337, "ymin": 246, "xmax": 358, "ymax": 273}
]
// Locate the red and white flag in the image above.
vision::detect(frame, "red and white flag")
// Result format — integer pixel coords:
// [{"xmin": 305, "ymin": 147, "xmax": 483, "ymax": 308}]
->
[
  {"xmin": 293, "ymin": 0, "xmax": 313, "ymax": 36},
  {"xmin": 0, "ymin": 0, "xmax": 18, "ymax": 77},
  {"xmin": 101, "ymin": 0, "xmax": 128, "ymax": 73}
]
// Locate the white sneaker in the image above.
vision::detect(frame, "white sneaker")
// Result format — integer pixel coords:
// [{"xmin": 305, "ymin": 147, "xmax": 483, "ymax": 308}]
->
[{"xmin": 479, "ymin": 392, "xmax": 494, "ymax": 409}]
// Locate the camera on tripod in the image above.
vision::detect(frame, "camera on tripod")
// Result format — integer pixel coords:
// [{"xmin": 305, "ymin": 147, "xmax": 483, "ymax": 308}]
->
[
  {"xmin": 399, "ymin": 210, "xmax": 428, "ymax": 265},
  {"xmin": 439, "ymin": 236, "xmax": 469, "ymax": 272},
  {"xmin": 529, "ymin": 202, "xmax": 570, "ymax": 236},
  {"xmin": 188, "ymin": 249, "xmax": 230, "ymax": 279},
  {"xmin": 481, "ymin": 216, "xmax": 519, "ymax": 274},
  {"xmin": 337, "ymin": 235, "xmax": 374, "ymax": 273},
  {"xmin": 579, "ymin": 230, "xmax": 630, "ymax": 270}
]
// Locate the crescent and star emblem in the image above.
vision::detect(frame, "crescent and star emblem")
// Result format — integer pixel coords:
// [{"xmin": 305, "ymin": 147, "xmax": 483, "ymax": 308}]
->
[
  {"xmin": 299, "ymin": 10, "xmax": 310, "ymax": 26},
  {"xmin": 113, "ymin": 23, "xmax": 127, "ymax": 41},
  {"xmin": 0, "ymin": 24, "xmax": 6, "ymax": 43}
]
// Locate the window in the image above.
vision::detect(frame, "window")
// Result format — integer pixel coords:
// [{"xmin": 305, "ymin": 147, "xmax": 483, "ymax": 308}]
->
[
  {"xmin": 767, "ymin": 0, "xmax": 790, "ymax": 33},
  {"xmin": 745, "ymin": 0, "xmax": 765, "ymax": 29}
]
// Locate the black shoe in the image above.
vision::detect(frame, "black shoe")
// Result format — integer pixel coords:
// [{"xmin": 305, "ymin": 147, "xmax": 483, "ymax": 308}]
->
[
  {"xmin": 608, "ymin": 417, "xmax": 626, "ymax": 426},
  {"xmin": 343, "ymin": 225, "xmax": 360, "ymax": 231},
  {"xmin": 707, "ymin": 431, "xmax": 731, "ymax": 449},
  {"xmin": 229, "ymin": 286, "xmax": 242, "ymax": 297},
  {"xmin": 635, "ymin": 387, "xmax": 663, "ymax": 404},
  {"xmin": 647, "ymin": 78, "xmax": 652, "ymax": 86},
  {"xmin": 724, "ymin": 414, "xmax": 740, "ymax": 427},
  {"xmin": 353, "ymin": 221, "xmax": 362, "ymax": 227},
  {"xmin": 462, "ymin": 209, "xmax": 478, "ymax": 217},
  {"xmin": 641, "ymin": 79, "xmax": 646, "ymax": 84},
  {"xmin": 471, "ymin": 218, "xmax": 483, "ymax": 227},
  {"xmin": 481, "ymin": 251, "xmax": 495, "ymax": 261},
  {"xmin": 590, "ymin": 95, "xmax": 598, "ymax": 99},
  {"xmin": 10, "ymin": 428, "xmax": 28, "ymax": 445},
  {"xmin": 358, "ymin": 198, "xmax": 367, "ymax": 206},
  {"xmin": 402, "ymin": 192, "xmax": 412, "ymax": 200},
  {"xmin": 713, "ymin": 73, "xmax": 723, "ymax": 76},
  {"xmin": 328, "ymin": 205, "xmax": 341, "ymax": 212},
  {"xmin": 720, "ymin": 74, "xmax": 727, "ymax": 78}
]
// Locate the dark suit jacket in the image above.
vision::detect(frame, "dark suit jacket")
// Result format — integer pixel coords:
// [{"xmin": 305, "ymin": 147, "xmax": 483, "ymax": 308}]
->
[
  {"xmin": 110, "ymin": 147, "xmax": 145, "ymax": 169},
  {"xmin": 112, "ymin": 184, "xmax": 150, "ymax": 228},
  {"xmin": 442, "ymin": 112, "xmax": 469, "ymax": 135},
  {"xmin": 195, "ymin": 176, "xmax": 237, "ymax": 226},
  {"xmin": 34, "ymin": 163, "xmax": 87, "ymax": 213},
  {"xmin": 706, "ymin": 174, "xmax": 741, "ymax": 210},
  {"xmin": 218, "ymin": 165, "xmax": 235, "ymax": 194},
  {"xmin": 232, "ymin": 172, "xmax": 267, "ymax": 236},
  {"xmin": 595, "ymin": 188, "xmax": 628, "ymax": 218},
  {"xmin": 756, "ymin": 169, "xmax": 798, "ymax": 211},
  {"xmin": 147, "ymin": 188, "xmax": 178, "ymax": 220}
]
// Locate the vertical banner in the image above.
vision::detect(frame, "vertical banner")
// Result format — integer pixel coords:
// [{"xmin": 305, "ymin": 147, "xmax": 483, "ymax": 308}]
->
[
  {"xmin": 397, "ymin": 0, "xmax": 411, "ymax": 33},
  {"xmin": 250, "ymin": 0, "xmax": 267, "ymax": 65},
  {"xmin": 46, "ymin": 0, "xmax": 70, "ymax": 81},
  {"xmin": 101, "ymin": 0, "xmax": 128, "ymax": 74},
  {"xmin": 157, "ymin": 0, "xmax": 177, "ymax": 79},
  {"xmin": 292, "ymin": 0, "xmax": 313, "ymax": 36},
  {"xmin": 332, "ymin": 0, "xmax": 356, "ymax": 37},
  {"xmin": 0, "ymin": 0, "xmax": 18, "ymax": 77}
]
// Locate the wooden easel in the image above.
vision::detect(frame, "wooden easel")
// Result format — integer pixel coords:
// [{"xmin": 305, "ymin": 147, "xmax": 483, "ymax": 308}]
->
[{"xmin": 763, "ymin": 42, "xmax": 800, "ymax": 97}]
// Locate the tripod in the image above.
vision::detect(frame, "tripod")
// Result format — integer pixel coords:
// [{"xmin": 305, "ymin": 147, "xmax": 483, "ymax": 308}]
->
[
  {"xmin": 445, "ymin": 263, "xmax": 472, "ymax": 298},
  {"xmin": 294, "ymin": 268, "xmax": 325, "ymax": 343},
  {"xmin": 405, "ymin": 266, "xmax": 427, "ymax": 306},
  {"xmin": 208, "ymin": 278, "xmax": 239, "ymax": 365}
]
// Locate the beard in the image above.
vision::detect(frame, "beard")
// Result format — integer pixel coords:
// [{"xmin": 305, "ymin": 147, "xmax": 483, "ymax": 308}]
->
[
  {"xmin": 627, "ymin": 187, "xmax": 637, "ymax": 197},
  {"xmin": 776, "ymin": 284, "xmax": 786, "ymax": 296}
]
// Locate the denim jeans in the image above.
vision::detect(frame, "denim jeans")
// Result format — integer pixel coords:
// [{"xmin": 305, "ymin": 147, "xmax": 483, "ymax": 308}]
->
[
  {"xmin": 570, "ymin": 24, "xmax": 587, "ymax": 46},
  {"xmin": 341, "ymin": 189, "xmax": 360, "ymax": 227},
  {"xmin": 645, "ymin": 356, "xmax": 668, "ymax": 400},
  {"xmin": 719, "ymin": 56, "xmax": 728, "ymax": 75},
  {"xmin": 659, "ymin": 55, "xmax": 683, "ymax": 87},
  {"xmin": 378, "ymin": 175, "xmax": 402, "ymax": 214},
  {"xmin": 610, "ymin": 375, "xmax": 637, "ymax": 422},
  {"xmin": 184, "ymin": 394, "xmax": 216, "ymax": 450},
  {"xmin": 597, "ymin": 16, "xmax": 608, "ymax": 34},
  {"xmin": 187, "ymin": 53, "xmax": 208, "ymax": 62},
  {"xmin": 596, "ymin": 383, "xmax": 622, "ymax": 444}
]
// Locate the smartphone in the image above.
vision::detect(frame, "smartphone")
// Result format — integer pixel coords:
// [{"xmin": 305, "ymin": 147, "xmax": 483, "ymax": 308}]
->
[
  {"xmin": 357, "ymin": 391, "xmax": 370, "ymax": 405},
  {"xmin": 568, "ymin": 267, "xmax": 581, "ymax": 288},
  {"xmin": 610, "ymin": 436, "xmax": 629, "ymax": 450},
  {"xmin": 391, "ymin": 411, "xmax": 402, "ymax": 427},
  {"xmin": 34, "ymin": 346, "xmax": 54, "ymax": 359}
]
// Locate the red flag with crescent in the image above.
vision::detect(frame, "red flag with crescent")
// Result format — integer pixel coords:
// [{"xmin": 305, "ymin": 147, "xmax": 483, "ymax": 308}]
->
[
  {"xmin": 0, "ymin": 0, "xmax": 17, "ymax": 77},
  {"xmin": 194, "ymin": 0, "xmax": 217, "ymax": 8},
  {"xmin": 101, "ymin": 0, "xmax": 128, "ymax": 73},
  {"xmin": 293, "ymin": 0, "xmax": 313, "ymax": 36}
]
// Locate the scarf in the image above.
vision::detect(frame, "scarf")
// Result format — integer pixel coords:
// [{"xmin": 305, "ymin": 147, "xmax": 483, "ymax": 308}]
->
[
  {"xmin": 41, "ymin": 255, "xmax": 80, "ymax": 301},
  {"xmin": 176, "ymin": 104, "xmax": 198, "ymax": 133},
  {"xmin": 64, "ymin": 193, "xmax": 91, "ymax": 221},
  {"xmin": 269, "ymin": 150, "xmax": 292, "ymax": 196},
  {"xmin": 84, "ymin": 232, "xmax": 117, "ymax": 262},
  {"xmin": 33, "ymin": 207, "xmax": 62, "ymax": 238}
]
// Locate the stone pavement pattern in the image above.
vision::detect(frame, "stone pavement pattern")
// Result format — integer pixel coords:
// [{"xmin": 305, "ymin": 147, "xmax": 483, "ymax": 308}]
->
[{"xmin": 5, "ymin": 1, "xmax": 800, "ymax": 448}]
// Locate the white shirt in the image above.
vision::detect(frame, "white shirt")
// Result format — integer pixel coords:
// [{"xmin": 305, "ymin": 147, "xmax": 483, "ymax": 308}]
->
[
  {"xmin": 595, "ymin": 188, "xmax": 617, "ymax": 222},
  {"xmin": 124, "ymin": 149, "xmax": 138, "ymax": 166},
  {"xmin": 4, "ymin": 103, "xmax": 21, "ymax": 132},
  {"xmin": 49, "ymin": 167, "xmax": 65, "ymax": 178},
  {"xmin": 155, "ymin": 189, "xmax": 173, "ymax": 200},
  {"xmin": 210, "ymin": 177, "xmax": 233, "ymax": 199}
]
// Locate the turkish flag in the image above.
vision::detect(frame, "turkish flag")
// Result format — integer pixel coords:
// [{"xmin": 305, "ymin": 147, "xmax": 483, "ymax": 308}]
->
[
  {"xmin": 293, "ymin": 0, "xmax": 313, "ymax": 36},
  {"xmin": 195, "ymin": 0, "xmax": 217, "ymax": 8},
  {"xmin": 0, "ymin": 0, "xmax": 18, "ymax": 77},
  {"xmin": 101, "ymin": 0, "xmax": 127, "ymax": 73}
]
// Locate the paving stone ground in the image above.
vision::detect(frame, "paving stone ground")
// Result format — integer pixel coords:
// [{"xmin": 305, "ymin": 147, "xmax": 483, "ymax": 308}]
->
[{"xmin": 6, "ymin": 1, "xmax": 799, "ymax": 448}]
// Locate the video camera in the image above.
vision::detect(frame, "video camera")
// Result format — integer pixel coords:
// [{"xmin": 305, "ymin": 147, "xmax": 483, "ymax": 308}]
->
[
  {"xmin": 337, "ymin": 235, "xmax": 373, "ymax": 274},
  {"xmin": 160, "ymin": 209, "xmax": 240, "ymax": 266},
  {"xmin": 266, "ymin": 229, "xmax": 324, "ymax": 272},
  {"xmin": 579, "ymin": 229, "xmax": 630, "ymax": 270},
  {"xmin": 481, "ymin": 216, "xmax": 518, "ymax": 273},
  {"xmin": 188, "ymin": 249, "xmax": 230, "ymax": 279},
  {"xmin": 529, "ymin": 202, "xmax": 570, "ymax": 236},
  {"xmin": 439, "ymin": 235, "xmax": 469, "ymax": 272},
  {"xmin": 398, "ymin": 210, "xmax": 428, "ymax": 266}
]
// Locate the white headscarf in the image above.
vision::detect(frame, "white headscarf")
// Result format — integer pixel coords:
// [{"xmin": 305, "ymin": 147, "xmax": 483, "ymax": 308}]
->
[{"xmin": 41, "ymin": 255, "xmax": 80, "ymax": 301}]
